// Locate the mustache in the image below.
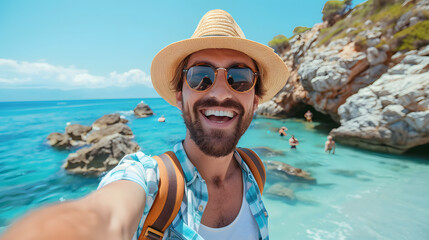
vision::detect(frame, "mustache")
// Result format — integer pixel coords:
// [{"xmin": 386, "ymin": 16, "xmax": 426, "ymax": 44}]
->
[{"xmin": 193, "ymin": 98, "xmax": 244, "ymax": 113}]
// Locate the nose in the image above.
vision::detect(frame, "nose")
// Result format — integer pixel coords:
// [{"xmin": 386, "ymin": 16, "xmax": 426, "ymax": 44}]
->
[{"xmin": 206, "ymin": 68, "xmax": 234, "ymax": 101}]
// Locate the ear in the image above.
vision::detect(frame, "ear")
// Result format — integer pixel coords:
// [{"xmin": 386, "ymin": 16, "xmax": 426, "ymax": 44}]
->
[
  {"xmin": 252, "ymin": 95, "xmax": 259, "ymax": 114},
  {"xmin": 176, "ymin": 91, "xmax": 183, "ymax": 111}
]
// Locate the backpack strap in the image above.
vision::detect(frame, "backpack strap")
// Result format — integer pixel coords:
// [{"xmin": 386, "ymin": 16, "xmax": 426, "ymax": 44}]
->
[
  {"xmin": 139, "ymin": 151, "xmax": 185, "ymax": 240},
  {"xmin": 236, "ymin": 148, "xmax": 266, "ymax": 194}
]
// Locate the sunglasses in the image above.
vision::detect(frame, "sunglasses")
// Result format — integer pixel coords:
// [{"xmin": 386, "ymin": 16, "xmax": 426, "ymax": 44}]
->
[{"xmin": 183, "ymin": 63, "xmax": 259, "ymax": 93}]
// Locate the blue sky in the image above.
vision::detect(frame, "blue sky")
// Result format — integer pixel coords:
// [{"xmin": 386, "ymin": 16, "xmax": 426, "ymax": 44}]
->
[{"xmin": 0, "ymin": 0, "xmax": 367, "ymax": 101}]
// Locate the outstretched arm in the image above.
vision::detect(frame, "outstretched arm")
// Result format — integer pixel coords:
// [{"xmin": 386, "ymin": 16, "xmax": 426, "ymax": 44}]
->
[{"xmin": 1, "ymin": 180, "xmax": 145, "ymax": 240}]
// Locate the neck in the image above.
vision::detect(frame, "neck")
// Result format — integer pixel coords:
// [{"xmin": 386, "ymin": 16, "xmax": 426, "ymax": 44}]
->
[{"xmin": 183, "ymin": 135, "xmax": 238, "ymax": 183}]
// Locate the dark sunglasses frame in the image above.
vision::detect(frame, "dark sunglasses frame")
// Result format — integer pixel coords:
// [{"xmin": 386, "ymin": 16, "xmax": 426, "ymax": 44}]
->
[{"xmin": 183, "ymin": 63, "xmax": 259, "ymax": 93}]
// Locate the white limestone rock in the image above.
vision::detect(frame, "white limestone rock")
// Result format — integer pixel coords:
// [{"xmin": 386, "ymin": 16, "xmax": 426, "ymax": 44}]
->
[
  {"xmin": 331, "ymin": 54, "xmax": 429, "ymax": 153},
  {"xmin": 256, "ymin": 100, "xmax": 284, "ymax": 117},
  {"xmin": 418, "ymin": 45, "xmax": 429, "ymax": 56},
  {"xmin": 381, "ymin": 105, "xmax": 407, "ymax": 124},
  {"xmin": 367, "ymin": 47, "xmax": 387, "ymax": 66}
]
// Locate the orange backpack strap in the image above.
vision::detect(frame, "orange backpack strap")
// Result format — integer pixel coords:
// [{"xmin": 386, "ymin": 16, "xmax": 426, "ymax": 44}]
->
[
  {"xmin": 139, "ymin": 151, "xmax": 185, "ymax": 240},
  {"xmin": 236, "ymin": 148, "xmax": 266, "ymax": 195}
]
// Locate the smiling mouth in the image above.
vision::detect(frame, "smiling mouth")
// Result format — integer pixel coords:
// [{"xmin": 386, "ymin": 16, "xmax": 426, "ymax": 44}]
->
[{"xmin": 202, "ymin": 109, "xmax": 236, "ymax": 123}]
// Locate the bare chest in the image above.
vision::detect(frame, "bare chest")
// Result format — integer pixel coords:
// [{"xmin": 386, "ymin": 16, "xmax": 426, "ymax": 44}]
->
[{"xmin": 201, "ymin": 179, "xmax": 243, "ymax": 228}]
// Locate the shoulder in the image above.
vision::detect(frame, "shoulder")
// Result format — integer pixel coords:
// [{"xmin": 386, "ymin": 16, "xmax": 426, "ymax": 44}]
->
[
  {"xmin": 98, "ymin": 151, "xmax": 160, "ymax": 196},
  {"xmin": 102, "ymin": 152, "xmax": 159, "ymax": 178}
]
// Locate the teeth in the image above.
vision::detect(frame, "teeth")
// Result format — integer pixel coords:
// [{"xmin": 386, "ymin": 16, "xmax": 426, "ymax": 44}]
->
[{"xmin": 204, "ymin": 110, "xmax": 234, "ymax": 118}]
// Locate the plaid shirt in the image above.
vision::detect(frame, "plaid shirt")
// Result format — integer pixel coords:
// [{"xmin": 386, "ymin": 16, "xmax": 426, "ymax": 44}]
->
[{"xmin": 98, "ymin": 142, "xmax": 269, "ymax": 240}]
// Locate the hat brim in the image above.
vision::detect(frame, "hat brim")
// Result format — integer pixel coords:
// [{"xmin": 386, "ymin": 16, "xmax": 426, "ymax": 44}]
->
[{"xmin": 150, "ymin": 36, "xmax": 290, "ymax": 107}]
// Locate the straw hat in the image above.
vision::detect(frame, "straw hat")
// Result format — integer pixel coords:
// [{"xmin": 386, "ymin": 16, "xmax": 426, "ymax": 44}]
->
[{"xmin": 151, "ymin": 9, "xmax": 290, "ymax": 107}]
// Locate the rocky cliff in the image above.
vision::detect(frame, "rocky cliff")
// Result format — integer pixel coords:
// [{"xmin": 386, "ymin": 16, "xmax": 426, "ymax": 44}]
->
[{"xmin": 257, "ymin": 0, "xmax": 429, "ymax": 153}]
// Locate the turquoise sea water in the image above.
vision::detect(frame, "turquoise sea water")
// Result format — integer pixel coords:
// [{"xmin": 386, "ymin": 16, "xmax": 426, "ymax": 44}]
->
[{"xmin": 0, "ymin": 98, "xmax": 428, "ymax": 239}]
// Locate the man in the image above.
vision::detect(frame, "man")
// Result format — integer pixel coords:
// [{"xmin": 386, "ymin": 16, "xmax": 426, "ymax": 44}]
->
[
  {"xmin": 1, "ymin": 9, "xmax": 289, "ymax": 240},
  {"xmin": 289, "ymin": 135, "xmax": 299, "ymax": 150},
  {"xmin": 304, "ymin": 110, "xmax": 313, "ymax": 122},
  {"xmin": 278, "ymin": 126, "xmax": 288, "ymax": 137},
  {"xmin": 325, "ymin": 135, "xmax": 336, "ymax": 154}
]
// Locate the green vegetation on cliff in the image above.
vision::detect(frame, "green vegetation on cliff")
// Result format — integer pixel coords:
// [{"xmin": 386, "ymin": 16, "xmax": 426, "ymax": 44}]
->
[
  {"xmin": 317, "ymin": 0, "xmax": 421, "ymax": 50},
  {"xmin": 322, "ymin": 0, "xmax": 352, "ymax": 23},
  {"xmin": 373, "ymin": 0, "xmax": 391, "ymax": 9},
  {"xmin": 293, "ymin": 26, "xmax": 311, "ymax": 35},
  {"xmin": 268, "ymin": 34, "xmax": 290, "ymax": 53},
  {"xmin": 318, "ymin": 19, "xmax": 348, "ymax": 46},
  {"xmin": 271, "ymin": 0, "xmax": 427, "ymax": 54},
  {"xmin": 370, "ymin": 1, "xmax": 413, "ymax": 23},
  {"xmin": 317, "ymin": 0, "xmax": 372, "ymax": 47},
  {"xmin": 394, "ymin": 20, "xmax": 429, "ymax": 51}
]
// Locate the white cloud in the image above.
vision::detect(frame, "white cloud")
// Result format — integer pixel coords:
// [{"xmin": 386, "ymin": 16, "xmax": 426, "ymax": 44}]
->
[
  {"xmin": 109, "ymin": 69, "xmax": 152, "ymax": 87},
  {"xmin": 0, "ymin": 58, "xmax": 153, "ymax": 89}
]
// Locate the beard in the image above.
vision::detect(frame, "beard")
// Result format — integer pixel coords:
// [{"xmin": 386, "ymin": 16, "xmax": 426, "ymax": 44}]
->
[{"xmin": 182, "ymin": 97, "xmax": 255, "ymax": 157}]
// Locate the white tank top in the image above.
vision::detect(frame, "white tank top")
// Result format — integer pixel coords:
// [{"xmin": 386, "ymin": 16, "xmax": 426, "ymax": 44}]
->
[{"xmin": 197, "ymin": 184, "xmax": 259, "ymax": 240}]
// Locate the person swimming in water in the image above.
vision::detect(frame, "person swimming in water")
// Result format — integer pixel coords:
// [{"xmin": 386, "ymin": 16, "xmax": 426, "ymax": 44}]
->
[
  {"xmin": 278, "ymin": 126, "xmax": 288, "ymax": 137},
  {"xmin": 289, "ymin": 135, "xmax": 299, "ymax": 149},
  {"xmin": 158, "ymin": 115, "xmax": 166, "ymax": 122},
  {"xmin": 325, "ymin": 135, "xmax": 336, "ymax": 154}
]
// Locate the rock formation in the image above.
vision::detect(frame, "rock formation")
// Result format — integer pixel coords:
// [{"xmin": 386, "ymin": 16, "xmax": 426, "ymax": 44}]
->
[
  {"xmin": 330, "ymin": 51, "xmax": 429, "ymax": 153},
  {"xmin": 63, "ymin": 134, "xmax": 140, "ymax": 175},
  {"xmin": 47, "ymin": 114, "xmax": 130, "ymax": 150},
  {"xmin": 47, "ymin": 132, "xmax": 72, "ymax": 149},
  {"xmin": 258, "ymin": 0, "xmax": 429, "ymax": 153},
  {"xmin": 87, "ymin": 123, "xmax": 133, "ymax": 144},
  {"xmin": 47, "ymin": 112, "xmax": 141, "ymax": 175},
  {"xmin": 134, "ymin": 101, "xmax": 154, "ymax": 118},
  {"xmin": 264, "ymin": 160, "xmax": 316, "ymax": 183},
  {"xmin": 252, "ymin": 146, "xmax": 286, "ymax": 157},
  {"xmin": 265, "ymin": 183, "xmax": 296, "ymax": 201},
  {"xmin": 92, "ymin": 113, "xmax": 128, "ymax": 129},
  {"xmin": 47, "ymin": 124, "xmax": 92, "ymax": 149},
  {"xmin": 65, "ymin": 124, "xmax": 92, "ymax": 141},
  {"xmin": 263, "ymin": 160, "xmax": 316, "ymax": 200}
]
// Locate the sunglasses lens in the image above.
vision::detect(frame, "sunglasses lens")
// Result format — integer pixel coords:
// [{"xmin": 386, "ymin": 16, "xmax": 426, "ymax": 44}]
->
[
  {"xmin": 227, "ymin": 67, "xmax": 255, "ymax": 92},
  {"xmin": 186, "ymin": 65, "xmax": 256, "ymax": 92},
  {"xmin": 186, "ymin": 66, "xmax": 215, "ymax": 91}
]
